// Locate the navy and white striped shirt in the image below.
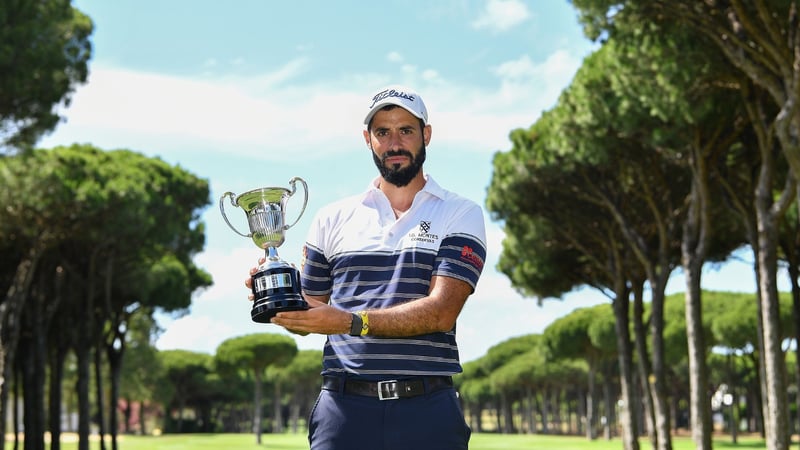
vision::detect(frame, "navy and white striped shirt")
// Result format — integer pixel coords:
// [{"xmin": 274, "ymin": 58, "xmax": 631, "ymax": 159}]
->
[{"xmin": 301, "ymin": 175, "xmax": 487, "ymax": 380}]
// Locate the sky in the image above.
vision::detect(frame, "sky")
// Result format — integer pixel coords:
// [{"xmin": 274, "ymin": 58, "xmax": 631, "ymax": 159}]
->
[{"xmin": 39, "ymin": 0, "xmax": 771, "ymax": 364}]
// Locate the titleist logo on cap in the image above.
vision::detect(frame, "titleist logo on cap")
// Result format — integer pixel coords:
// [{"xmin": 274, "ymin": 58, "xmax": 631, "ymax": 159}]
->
[{"xmin": 370, "ymin": 88, "xmax": 415, "ymax": 109}]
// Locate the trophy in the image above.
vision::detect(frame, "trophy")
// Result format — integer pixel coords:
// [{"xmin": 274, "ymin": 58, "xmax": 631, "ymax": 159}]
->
[{"xmin": 220, "ymin": 177, "xmax": 309, "ymax": 323}]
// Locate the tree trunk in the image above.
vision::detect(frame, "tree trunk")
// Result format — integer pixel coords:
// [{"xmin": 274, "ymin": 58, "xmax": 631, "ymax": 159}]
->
[
  {"xmin": 273, "ymin": 380, "xmax": 285, "ymax": 434},
  {"xmin": 500, "ymin": 391, "xmax": 513, "ymax": 433},
  {"xmin": 751, "ymin": 88, "xmax": 793, "ymax": 450},
  {"xmin": 0, "ymin": 246, "xmax": 44, "ymax": 450},
  {"xmin": 576, "ymin": 386, "xmax": 585, "ymax": 436},
  {"xmin": 102, "ymin": 255, "xmax": 122, "ymax": 450},
  {"xmin": 602, "ymin": 377, "xmax": 613, "ymax": 440},
  {"xmin": 75, "ymin": 334, "xmax": 92, "ymax": 450},
  {"xmin": 524, "ymin": 386, "xmax": 534, "ymax": 434},
  {"xmin": 755, "ymin": 216, "xmax": 791, "ymax": 450},
  {"xmin": 289, "ymin": 393, "xmax": 300, "ymax": 434},
  {"xmin": 13, "ymin": 372, "xmax": 20, "ymax": 449},
  {"xmin": 139, "ymin": 400, "xmax": 147, "ymax": 435},
  {"xmin": 107, "ymin": 343, "xmax": 124, "ymax": 450},
  {"xmin": 648, "ymin": 288, "xmax": 673, "ymax": 450},
  {"xmin": 77, "ymin": 251, "xmax": 99, "ymax": 450},
  {"xmin": 541, "ymin": 388, "xmax": 550, "ymax": 434},
  {"xmin": 632, "ymin": 282, "xmax": 657, "ymax": 448},
  {"xmin": 253, "ymin": 370, "xmax": 263, "ymax": 444},
  {"xmin": 683, "ymin": 259, "xmax": 712, "ymax": 450},
  {"xmin": 21, "ymin": 336, "xmax": 45, "ymax": 450},
  {"xmin": 47, "ymin": 263, "xmax": 69, "ymax": 450},
  {"xmin": 94, "ymin": 343, "xmax": 107, "ymax": 450},
  {"xmin": 788, "ymin": 255, "xmax": 800, "ymax": 448},
  {"xmin": 682, "ymin": 141, "xmax": 713, "ymax": 450},
  {"xmin": 613, "ymin": 284, "xmax": 640, "ymax": 450},
  {"xmin": 49, "ymin": 346, "xmax": 66, "ymax": 450},
  {"xmin": 585, "ymin": 366, "xmax": 596, "ymax": 440}
]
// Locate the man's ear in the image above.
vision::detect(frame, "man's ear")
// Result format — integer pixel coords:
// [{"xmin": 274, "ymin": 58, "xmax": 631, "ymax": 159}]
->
[{"xmin": 363, "ymin": 129, "xmax": 371, "ymax": 148}]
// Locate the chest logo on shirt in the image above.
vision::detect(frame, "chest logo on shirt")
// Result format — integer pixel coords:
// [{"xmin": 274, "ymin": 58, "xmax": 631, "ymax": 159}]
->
[{"xmin": 409, "ymin": 220, "xmax": 439, "ymax": 244}]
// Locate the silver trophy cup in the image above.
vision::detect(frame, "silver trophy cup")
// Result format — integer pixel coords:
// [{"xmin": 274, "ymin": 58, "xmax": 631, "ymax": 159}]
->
[{"xmin": 220, "ymin": 177, "xmax": 309, "ymax": 323}]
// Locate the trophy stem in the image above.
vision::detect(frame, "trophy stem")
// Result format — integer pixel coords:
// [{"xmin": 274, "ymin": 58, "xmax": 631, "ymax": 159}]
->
[{"xmin": 266, "ymin": 246, "xmax": 280, "ymax": 261}]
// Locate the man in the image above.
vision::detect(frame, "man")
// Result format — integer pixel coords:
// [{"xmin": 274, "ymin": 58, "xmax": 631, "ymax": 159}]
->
[{"xmin": 247, "ymin": 85, "xmax": 487, "ymax": 449}]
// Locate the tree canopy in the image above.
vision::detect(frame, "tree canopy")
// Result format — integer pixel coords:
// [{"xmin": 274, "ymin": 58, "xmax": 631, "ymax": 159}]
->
[{"xmin": 0, "ymin": 0, "xmax": 93, "ymax": 152}]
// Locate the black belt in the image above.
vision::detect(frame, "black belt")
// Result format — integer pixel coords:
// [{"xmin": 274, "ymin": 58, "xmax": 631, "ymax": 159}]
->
[{"xmin": 322, "ymin": 376, "xmax": 453, "ymax": 400}]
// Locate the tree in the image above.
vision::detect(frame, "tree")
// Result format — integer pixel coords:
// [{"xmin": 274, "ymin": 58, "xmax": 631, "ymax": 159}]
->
[
  {"xmin": 570, "ymin": 4, "xmax": 798, "ymax": 449},
  {"xmin": 214, "ymin": 333, "xmax": 297, "ymax": 444},
  {"xmin": 118, "ymin": 311, "xmax": 163, "ymax": 435},
  {"xmin": 0, "ymin": 0, "xmax": 93, "ymax": 153},
  {"xmin": 599, "ymin": 22, "xmax": 749, "ymax": 450},
  {"xmin": 474, "ymin": 335, "xmax": 541, "ymax": 433},
  {"xmin": 0, "ymin": 144, "xmax": 211, "ymax": 449},
  {"xmin": 456, "ymin": 358, "xmax": 494, "ymax": 432},
  {"xmin": 544, "ymin": 304, "xmax": 617, "ymax": 440},
  {"xmin": 276, "ymin": 349, "xmax": 323, "ymax": 433},
  {"xmin": 157, "ymin": 350, "xmax": 213, "ymax": 433},
  {"xmin": 488, "ymin": 40, "xmax": 702, "ymax": 450}
]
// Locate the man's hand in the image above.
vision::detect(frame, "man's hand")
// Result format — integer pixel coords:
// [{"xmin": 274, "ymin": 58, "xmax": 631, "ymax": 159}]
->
[{"xmin": 270, "ymin": 297, "xmax": 350, "ymax": 335}]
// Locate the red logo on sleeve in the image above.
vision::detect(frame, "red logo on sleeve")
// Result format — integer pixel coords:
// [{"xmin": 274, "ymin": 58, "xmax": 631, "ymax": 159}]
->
[{"xmin": 461, "ymin": 245, "xmax": 484, "ymax": 270}]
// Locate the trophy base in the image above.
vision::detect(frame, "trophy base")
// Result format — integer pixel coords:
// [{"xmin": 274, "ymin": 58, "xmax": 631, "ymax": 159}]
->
[
  {"xmin": 251, "ymin": 294, "xmax": 309, "ymax": 323},
  {"xmin": 250, "ymin": 253, "xmax": 307, "ymax": 323}
]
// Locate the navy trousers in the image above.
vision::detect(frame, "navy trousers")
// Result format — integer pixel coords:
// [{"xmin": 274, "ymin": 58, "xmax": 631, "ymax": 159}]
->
[{"xmin": 308, "ymin": 381, "xmax": 471, "ymax": 450}]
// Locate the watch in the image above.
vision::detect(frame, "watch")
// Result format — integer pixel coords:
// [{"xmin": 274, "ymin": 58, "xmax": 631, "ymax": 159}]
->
[{"xmin": 349, "ymin": 313, "xmax": 363, "ymax": 336}]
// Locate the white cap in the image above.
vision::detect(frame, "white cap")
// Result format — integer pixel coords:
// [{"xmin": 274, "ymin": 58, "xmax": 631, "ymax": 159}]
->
[{"xmin": 363, "ymin": 85, "xmax": 428, "ymax": 126}]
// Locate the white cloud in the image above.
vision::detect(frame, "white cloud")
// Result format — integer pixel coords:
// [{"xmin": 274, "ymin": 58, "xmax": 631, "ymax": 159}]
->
[
  {"xmin": 42, "ymin": 47, "xmax": 588, "ymax": 161},
  {"xmin": 43, "ymin": 63, "xmax": 363, "ymax": 160},
  {"xmin": 157, "ymin": 315, "xmax": 237, "ymax": 355},
  {"xmin": 493, "ymin": 50, "xmax": 582, "ymax": 83},
  {"xmin": 386, "ymin": 51, "xmax": 403, "ymax": 63},
  {"xmin": 472, "ymin": 0, "xmax": 531, "ymax": 33}
]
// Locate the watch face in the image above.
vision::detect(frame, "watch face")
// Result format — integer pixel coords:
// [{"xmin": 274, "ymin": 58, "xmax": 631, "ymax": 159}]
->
[{"xmin": 350, "ymin": 313, "xmax": 363, "ymax": 336}]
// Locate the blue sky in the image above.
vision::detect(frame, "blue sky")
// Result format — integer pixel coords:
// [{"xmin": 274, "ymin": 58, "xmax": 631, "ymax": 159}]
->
[{"xmin": 40, "ymin": 0, "xmax": 767, "ymax": 363}]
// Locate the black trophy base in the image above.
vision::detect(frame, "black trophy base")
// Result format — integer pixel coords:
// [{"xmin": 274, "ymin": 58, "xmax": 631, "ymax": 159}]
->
[
  {"xmin": 251, "ymin": 293, "xmax": 309, "ymax": 323},
  {"xmin": 250, "ymin": 255, "xmax": 308, "ymax": 323}
]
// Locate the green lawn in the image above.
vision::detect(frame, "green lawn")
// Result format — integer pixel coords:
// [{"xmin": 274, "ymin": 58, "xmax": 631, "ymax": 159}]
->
[{"xmin": 38, "ymin": 432, "xmax": 769, "ymax": 450}]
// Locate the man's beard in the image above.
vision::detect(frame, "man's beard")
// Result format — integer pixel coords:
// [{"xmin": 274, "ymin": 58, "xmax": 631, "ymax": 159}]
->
[{"xmin": 372, "ymin": 144, "xmax": 426, "ymax": 188}]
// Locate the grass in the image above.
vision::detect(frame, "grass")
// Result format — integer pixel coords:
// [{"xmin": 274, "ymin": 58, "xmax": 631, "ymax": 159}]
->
[{"xmin": 33, "ymin": 432, "xmax": 769, "ymax": 450}]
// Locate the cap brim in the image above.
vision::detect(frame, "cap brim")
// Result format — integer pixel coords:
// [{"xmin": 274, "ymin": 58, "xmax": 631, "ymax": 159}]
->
[{"xmin": 364, "ymin": 99, "xmax": 426, "ymax": 126}]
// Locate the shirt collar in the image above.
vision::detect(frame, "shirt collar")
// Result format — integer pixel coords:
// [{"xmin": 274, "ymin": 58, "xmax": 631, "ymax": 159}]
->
[{"xmin": 367, "ymin": 173, "xmax": 446, "ymax": 200}]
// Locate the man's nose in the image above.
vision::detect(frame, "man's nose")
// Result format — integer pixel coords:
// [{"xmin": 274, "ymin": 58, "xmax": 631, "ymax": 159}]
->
[{"xmin": 387, "ymin": 132, "xmax": 403, "ymax": 150}]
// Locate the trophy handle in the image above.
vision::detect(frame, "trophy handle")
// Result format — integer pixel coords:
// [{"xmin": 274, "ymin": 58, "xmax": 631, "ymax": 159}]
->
[
  {"xmin": 219, "ymin": 191, "xmax": 251, "ymax": 238},
  {"xmin": 285, "ymin": 177, "xmax": 308, "ymax": 230}
]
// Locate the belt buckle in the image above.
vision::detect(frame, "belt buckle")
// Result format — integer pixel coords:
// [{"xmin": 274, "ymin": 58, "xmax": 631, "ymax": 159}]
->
[{"xmin": 377, "ymin": 380, "xmax": 399, "ymax": 400}]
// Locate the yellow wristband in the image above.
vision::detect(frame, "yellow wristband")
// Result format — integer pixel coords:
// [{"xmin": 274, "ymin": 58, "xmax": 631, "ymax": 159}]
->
[{"xmin": 358, "ymin": 311, "xmax": 369, "ymax": 336}]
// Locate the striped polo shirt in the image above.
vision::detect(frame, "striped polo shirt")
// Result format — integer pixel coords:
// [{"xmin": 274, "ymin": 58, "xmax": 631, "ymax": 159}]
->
[{"xmin": 301, "ymin": 174, "xmax": 487, "ymax": 380}]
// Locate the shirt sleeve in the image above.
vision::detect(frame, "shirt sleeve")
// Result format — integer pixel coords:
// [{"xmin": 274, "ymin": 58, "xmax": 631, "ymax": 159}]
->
[
  {"xmin": 300, "ymin": 209, "xmax": 333, "ymax": 297},
  {"xmin": 432, "ymin": 202, "xmax": 487, "ymax": 291}
]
